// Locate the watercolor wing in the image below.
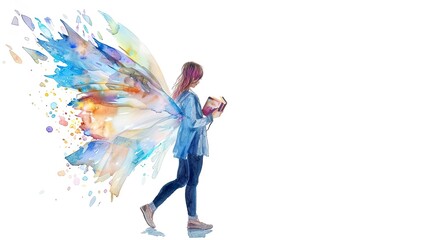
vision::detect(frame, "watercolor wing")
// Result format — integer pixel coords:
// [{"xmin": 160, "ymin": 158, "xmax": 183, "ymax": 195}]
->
[
  {"xmin": 98, "ymin": 11, "xmax": 171, "ymax": 95},
  {"xmin": 12, "ymin": 11, "xmax": 182, "ymax": 199}
]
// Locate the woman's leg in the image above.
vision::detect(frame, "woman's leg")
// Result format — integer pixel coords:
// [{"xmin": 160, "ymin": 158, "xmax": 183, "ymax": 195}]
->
[
  {"xmin": 152, "ymin": 158, "xmax": 190, "ymax": 208},
  {"xmin": 142, "ymin": 158, "xmax": 190, "ymax": 228},
  {"xmin": 185, "ymin": 155, "xmax": 212, "ymax": 230},
  {"xmin": 185, "ymin": 154, "xmax": 204, "ymax": 217}
]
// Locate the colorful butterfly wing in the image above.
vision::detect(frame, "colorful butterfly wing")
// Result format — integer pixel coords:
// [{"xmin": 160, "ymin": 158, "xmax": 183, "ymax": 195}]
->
[{"xmin": 13, "ymin": 11, "xmax": 182, "ymax": 199}]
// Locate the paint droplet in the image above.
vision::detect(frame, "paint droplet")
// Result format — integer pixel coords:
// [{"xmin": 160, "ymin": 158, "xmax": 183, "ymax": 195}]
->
[
  {"xmin": 50, "ymin": 102, "xmax": 57, "ymax": 110},
  {"xmin": 89, "ymin": 196, "xmax": 96, "ymax": 207},
  {"xmin": 6, "ymin": 45, "xmax": 23, "ymax": 64},
  {"xmin": 59, "ymin": 116, "xmax": 68, "ymax": 126},
  {"xmin": 73, "ymin": 176, "xmax": 80, "ymax": 185},
  {"xmin": 39, "ymin": 82, "xmax": 46, "ymax": 87},
  {"xmin": 11, "ymin": 16, "xmax": 18, "ymax": 26},
  {"xmin": 82, "ymin": 12, "xmax": 92, "ymax": 26},
  {"xmin": 57, "ymin": 170, "xmax": 65, "ymax": 176},
  {"xmin": 44, "ymin": 17, "xmax": 53, "ymax": 29},
  {"xmin": 67, "ymin": 186, "xmax": 71, "ymax": 191},
  {"xmin": 21, "ymin": 14, "xmax": 35, "ymax": 31},
  {"xmin": 88, "ymin": 190, "xmax": 93, "ymax": 196},
  {"xmin": 97, "ymin": 31, "xmax": 103, "ymax": 40},
  {"xmin": 46, "ymin": 126, "xmax": 53, "ymax": 132},
  {"xmin": 82, "ymin": 176, "xmax": 88, "ymax": 181}
]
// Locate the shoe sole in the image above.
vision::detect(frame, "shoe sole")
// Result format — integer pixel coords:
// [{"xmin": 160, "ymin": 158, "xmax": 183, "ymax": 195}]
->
[
  {"xmin": 187, "ymin": 224, "xmax": 213, "ymax": 230},
  {"xmin": 187, "ymin": 226, "xmax": 214, "ymax": 230}
]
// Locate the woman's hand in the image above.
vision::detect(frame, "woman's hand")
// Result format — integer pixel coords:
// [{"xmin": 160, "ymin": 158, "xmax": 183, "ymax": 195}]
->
[{"xmin": 212, "ymin": 109, "xmax": 222, "ymax": 118}]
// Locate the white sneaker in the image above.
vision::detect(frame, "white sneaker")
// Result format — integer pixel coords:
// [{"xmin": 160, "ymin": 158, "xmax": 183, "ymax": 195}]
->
[{"xmin": 187, "ymin": 219, "xmax": 213, "ymax": 230}]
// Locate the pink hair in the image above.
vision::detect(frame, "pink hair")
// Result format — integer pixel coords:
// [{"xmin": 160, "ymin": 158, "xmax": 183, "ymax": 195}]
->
[{"xmin": 172, "ymin": 62, "xmax": 204, "ymax": 99}]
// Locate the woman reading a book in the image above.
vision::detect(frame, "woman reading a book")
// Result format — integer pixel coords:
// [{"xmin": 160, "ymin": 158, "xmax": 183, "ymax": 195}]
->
[{"xmin": 140, "ymin": 61, "xmax": 220, "ymax": 230}]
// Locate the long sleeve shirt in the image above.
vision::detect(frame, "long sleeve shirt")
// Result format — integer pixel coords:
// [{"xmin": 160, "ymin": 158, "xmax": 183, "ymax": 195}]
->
[{"xmin": 173, "ymin": 90, "xmax": 213, "ymax": 159}]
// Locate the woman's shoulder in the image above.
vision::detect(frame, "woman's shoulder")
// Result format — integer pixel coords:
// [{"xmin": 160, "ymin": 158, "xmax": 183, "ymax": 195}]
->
[
  {"xmin": 179, "ymin": 90, "xmax": 198, "ymax": 101},
  {"xmin": 177, "ymin": 91, "xmax": 200, "ymax": 108}
]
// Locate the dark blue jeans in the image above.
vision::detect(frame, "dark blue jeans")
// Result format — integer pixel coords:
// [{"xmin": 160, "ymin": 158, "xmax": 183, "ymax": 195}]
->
[{"xmin": 152, "ymin": 154, "xmax": 204, "ymax": 217}]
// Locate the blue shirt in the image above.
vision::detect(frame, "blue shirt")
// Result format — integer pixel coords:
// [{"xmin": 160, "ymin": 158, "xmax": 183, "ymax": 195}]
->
[{"xmin": 173, "ymin": 90, "xmax": 213, "ymax": 159}]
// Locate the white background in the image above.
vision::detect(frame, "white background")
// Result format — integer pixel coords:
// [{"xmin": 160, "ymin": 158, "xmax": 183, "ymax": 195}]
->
[{"xmin": 1, "ymin": 0, "xmax": 429, "ymax": 239}]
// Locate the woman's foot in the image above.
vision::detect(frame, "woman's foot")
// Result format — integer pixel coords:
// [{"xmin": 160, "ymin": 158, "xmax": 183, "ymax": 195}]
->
[
  {"xmin": 187, "ymin": 219, "xmax": 213, "ymax": 230},
  {"xmin": 140, "ymin": 204, "xmax": 156, "ymax": 228}
]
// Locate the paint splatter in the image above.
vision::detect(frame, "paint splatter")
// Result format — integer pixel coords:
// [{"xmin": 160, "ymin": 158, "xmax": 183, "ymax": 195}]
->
[
  {"xmin": 35, "ymin": 18, "xmax": 53, "ymax": 39},
  {"xmin": 50, "ymin": 102, "xmax": 57, "ymax": 110},
  {"xmin": 11, "ymin": 16, "xmax": 18, "ymax": 26},
  {"xmin": 46, "ymin": 126, "xmax": 53, "ymax": 132},
  {"xmin": 21, "ymin": 14, "xmax": 35, "ymax": 31},
  {"xmin": 6, "ymin": 44, "xmax": 22, "ymax": 64},
  {"xmin": 44, "ymin": 17, "xmax": 54, "ymax": 29},
  {"xmin": 89, "ymin": 196, "xmax": 96, "ymax": 207},
  {"xmin": 73, "ymin": 175, "xmax": 80, "ymax": 185},
  {"xmin": 22, "ymin": 47, "xmax": 48, "ymax": 63},
  {"xmin": 143, "ymin": 228, "xmax": 166, "ymax": 237},
  {"xmin": 82, "ymin": 11, "xmax": 92, "ymax": 26},
  {"xmin": 59, "ymin": 116, "xmax": 68, "ymax": 126}
]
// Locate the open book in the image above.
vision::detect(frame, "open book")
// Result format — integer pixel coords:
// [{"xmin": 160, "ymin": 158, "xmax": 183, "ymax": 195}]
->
[{"xmin": 202, "ymin": 96, "xmax": 227, "ymax": 116}]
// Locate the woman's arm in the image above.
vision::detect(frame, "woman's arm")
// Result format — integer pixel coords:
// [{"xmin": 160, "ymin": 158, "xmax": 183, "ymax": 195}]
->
[{"xmin": 182, "ymin": 96, "xmax": 213, "ymax": 129}]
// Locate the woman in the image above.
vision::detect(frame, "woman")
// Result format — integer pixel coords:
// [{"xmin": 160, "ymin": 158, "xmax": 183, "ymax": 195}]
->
[{"xmin": 140, "ymin": 62, "xmax": 220, "ymax": 230}]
